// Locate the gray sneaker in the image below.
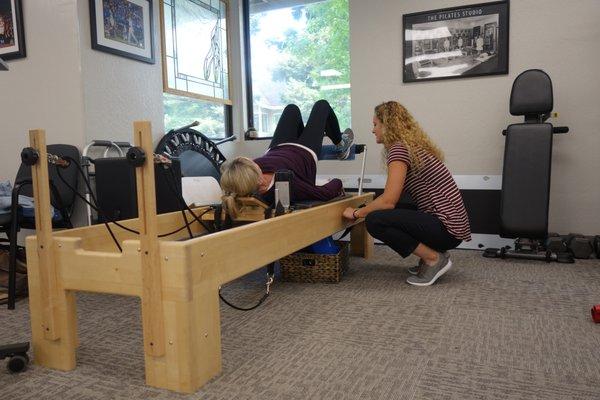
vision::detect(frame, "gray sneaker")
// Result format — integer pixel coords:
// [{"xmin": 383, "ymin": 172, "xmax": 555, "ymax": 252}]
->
[
  {"xmin": 407, "ymin": 259, "xmax": 425, "ymax": 276},
  {"xmin": 407, "ymin": 252, "xmax": 449, "ymax": 276},
  {"xmin": 406, "ymin": 252, "xmax": 452, "ymax": 286},
  {"xmin": 336, "ymin": 128, "xmax": 354, "ymax": 160}
]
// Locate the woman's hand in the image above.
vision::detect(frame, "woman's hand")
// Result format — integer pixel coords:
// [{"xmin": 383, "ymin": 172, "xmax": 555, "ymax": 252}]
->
[{"xmin": 343, "ymin": 207, "xmax": 357, "ymax": 220}]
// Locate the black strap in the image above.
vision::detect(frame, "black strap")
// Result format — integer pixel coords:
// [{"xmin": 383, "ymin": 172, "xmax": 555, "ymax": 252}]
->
[{"xmin": 218, "ymin": 272, "xmax": 274, "ymax": 311}]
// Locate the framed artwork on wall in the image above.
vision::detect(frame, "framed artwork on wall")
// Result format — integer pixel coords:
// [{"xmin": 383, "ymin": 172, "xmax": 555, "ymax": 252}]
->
[
  {"xmin": 402, "ymin": 0, "xmax": 509, "ymax": 83},
  {"xmin": 89, "ymin": 0, "xmax": 155, "ymax": 64},
  {"xmin": 0, "ymin": 0, "xmax": 26, "ymax": 61}
]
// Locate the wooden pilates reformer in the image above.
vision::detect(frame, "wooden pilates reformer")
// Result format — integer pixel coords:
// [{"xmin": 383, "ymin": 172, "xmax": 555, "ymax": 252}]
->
[{"xmin": 24, "ymin": 122, "xmax": 374, "ymax": 393}]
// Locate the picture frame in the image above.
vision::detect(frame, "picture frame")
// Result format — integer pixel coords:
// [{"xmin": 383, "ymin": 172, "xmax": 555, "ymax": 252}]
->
[
  {"xmin": 0, "ymin": 0, "xmax": 26, "ymax": 61},
  {"xmin": 89, "ymin": 0, "xmax": 155, "ymax": 64},
  {"xmin": 402, "ymin": 0, "xmax": 509, "ymax": 83}
]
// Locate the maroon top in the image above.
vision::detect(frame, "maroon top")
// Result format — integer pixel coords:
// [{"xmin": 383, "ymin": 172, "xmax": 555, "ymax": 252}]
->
[{"xmin": 254, "ymin": 145, "xmax": 343, "ymax": 204}]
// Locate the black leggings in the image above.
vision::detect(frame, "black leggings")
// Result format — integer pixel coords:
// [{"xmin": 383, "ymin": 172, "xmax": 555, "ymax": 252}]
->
[
  {"xmin": 365, "ymin": 208, "xmax": 462, "ymax": 258},
  {"xmin": 268, "ymin": 100, "xmax": 343, "ymax": 160}
]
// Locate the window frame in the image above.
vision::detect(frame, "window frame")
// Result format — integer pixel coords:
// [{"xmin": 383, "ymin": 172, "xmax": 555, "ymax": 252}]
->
[
  {"xmin": 159, "ymin": 0, "xmax": 234, "ymax": 137},
  {"xmin": 242, "ymin": 0, "xmax": 267, "ymax": 139},
  {"xmin": 241, "ymin": 0, "xmax": 351, "ymax": 140}
]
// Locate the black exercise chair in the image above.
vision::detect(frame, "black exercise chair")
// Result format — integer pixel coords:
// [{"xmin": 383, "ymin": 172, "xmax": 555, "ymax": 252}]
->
[
  {"xmin": 484, "ymin": 69, "xmax": 572, "ymax": 263},
  {"xmin": 0, "ymin": 144, "xmax": 80, "ymax": 309}
]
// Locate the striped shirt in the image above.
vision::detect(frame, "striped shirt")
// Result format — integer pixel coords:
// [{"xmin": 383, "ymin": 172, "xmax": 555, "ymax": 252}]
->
[{"xmin": 388, "ymin": 143, "xmax": 471, "ymax": 241}]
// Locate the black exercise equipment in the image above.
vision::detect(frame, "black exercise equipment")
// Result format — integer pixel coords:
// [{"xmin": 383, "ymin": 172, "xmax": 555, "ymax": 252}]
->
[
  {"xmin": 94, "ymin": 158, "xmax": 183, "ymax": 222},
  {"xmin": 274, "ymin": 170, "xmax": 293, "ymax": 211},
  {"xmin": 545, "ymin": 232, "xmax": 567, "ymax": 254},
  {"xmin": 0, "ymin": 342, "xmax": 29, "ymax": 373},
  {"xmin": 565, "ymin": 233, "xmax": 593, "ymax": 259},
  {"xmin": 594, "ymin": 236, "xmax": 600, "ymax": 259},
  {"xmin": 126, "ymin": 146, "xmax": 146, "ymax": 167},
  {"xmin": 155, "ymin": 121, "xmax": 232, "ymax": 180},
  {"xmin": 1, "ymin": 144, "xmax": 80, "ymax": 309},
  {"xmin": 483, "ymin": 69, "xmax": 573, "ymax": 263}
]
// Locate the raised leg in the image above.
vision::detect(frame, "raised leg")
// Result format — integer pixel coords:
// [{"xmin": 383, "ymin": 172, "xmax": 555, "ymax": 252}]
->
[
  {"xmin": 298, "ymin": 99, "xmax": 343, "ymax": 158},
  {"xmin": 268, "ymin": 104, "xmax": 304, "ymax": 149}
]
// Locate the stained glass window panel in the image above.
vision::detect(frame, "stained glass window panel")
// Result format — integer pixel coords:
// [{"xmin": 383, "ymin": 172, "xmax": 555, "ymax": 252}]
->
[{"xmin": 162, "ymin": 0, "xmax": 230, "ymax": 104}]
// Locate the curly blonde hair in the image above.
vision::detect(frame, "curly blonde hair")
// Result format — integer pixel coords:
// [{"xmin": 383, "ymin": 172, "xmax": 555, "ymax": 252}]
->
[
  {"xmin": 219, "ymin": 157, "xmax": 261, "ymax": 219},
  {"xmin": 374, "ymin": 101, "xmax": 444, "ymax": 172}
]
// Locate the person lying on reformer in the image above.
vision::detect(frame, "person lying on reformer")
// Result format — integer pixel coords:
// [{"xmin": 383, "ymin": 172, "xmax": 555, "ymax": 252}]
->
[
  {"xmin": 342, "ymin": 101, "xmax": 471, "ymax": 286},
  {"xmin": 220, "ymin": 99, "xmax": 354, "ymax": 219}
]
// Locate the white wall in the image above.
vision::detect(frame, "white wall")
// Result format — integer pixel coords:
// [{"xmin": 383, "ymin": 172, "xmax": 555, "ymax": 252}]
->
[
  {"xmin": 347, "ymin": 0, "xmax": 600, "ymax": 235},
  {"xmin": 77, "ymin": 0, "xmax": 164, "ymax": 145},
  {"xmin": 0, "ymin": 0, "xmax": 165, "ymax": 178},
  {"xmin": 0, "ymin": 0, "xmax": 86, "ymax": 182}
]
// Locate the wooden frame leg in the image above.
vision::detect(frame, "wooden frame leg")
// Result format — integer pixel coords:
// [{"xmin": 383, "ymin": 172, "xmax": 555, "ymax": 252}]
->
[
  {"xmin": 27, "ymin": 239, "xmax": 78, "ymax": 370},
  {"xmin": 144, "ymin": 281, "xmax": 222, "ymax": 393},
  {"xmin": 350, "ymin": 220, "xmax": 373, "ymax": 258}
]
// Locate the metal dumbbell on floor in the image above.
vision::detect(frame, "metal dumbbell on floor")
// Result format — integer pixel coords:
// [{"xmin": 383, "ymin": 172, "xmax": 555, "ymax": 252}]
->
[
  {"xmin": 592, "ymin": 305, "xmax": 600, "ymax": 323},
  {"xmin": 566, "ymin": 233, "xmax": 593, "ymax": 259},
  {"xmin": 594, "ymin": 236, "xmax": 600, "ymax": 259},
  {"xmin": 545, "ymin": 232, "xmax": 568, "ymax": 253}
]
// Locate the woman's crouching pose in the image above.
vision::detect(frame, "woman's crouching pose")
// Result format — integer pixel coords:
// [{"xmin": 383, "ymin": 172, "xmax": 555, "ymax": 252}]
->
[{"xmin": 343, "ymin": 101, "xmax": 471, "ymax": 286}]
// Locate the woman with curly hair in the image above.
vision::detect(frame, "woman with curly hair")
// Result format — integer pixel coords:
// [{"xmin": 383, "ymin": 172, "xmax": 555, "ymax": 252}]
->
[{"xmin": 343, "ymin": 101, "xmax": 471, "ymax": 286}]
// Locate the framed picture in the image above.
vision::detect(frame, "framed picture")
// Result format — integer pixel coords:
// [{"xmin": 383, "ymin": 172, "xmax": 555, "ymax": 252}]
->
[
  {"xmin": 89, "ymin": 0, "xmax": 155, "ymax": 64},
  {"xmin": 403, "ymin": 0, "xmax": 509, "ymax": 83},
  {"xmin": 0, "ymin": 0, "xmax": 26, "ymax": 61}
]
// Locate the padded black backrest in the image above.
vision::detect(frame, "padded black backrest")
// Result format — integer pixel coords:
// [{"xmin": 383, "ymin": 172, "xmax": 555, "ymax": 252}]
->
[
  {"xmin": 14, "ymin": 144, "xmax": 80, "ymax": 210},
  {"xmin": 510, "ymin": 69, "xmax": 553, "ymax": 117},
  {"xmin": 500, "ymin": 123, "xmax": 553, "ymax": 239}
]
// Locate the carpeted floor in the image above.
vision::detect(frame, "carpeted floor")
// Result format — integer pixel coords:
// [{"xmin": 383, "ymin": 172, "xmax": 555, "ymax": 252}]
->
[{"xmin": 1, "ymin": 247, "xmax": 600, "ymax": 399}]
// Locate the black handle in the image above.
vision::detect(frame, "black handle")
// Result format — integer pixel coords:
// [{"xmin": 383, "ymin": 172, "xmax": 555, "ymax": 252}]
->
[
  {"xmin": 90, "ymin": 140, "xmax": 131, "ymax": 147},
  {"xmin": 553, "ymin": 126, "xmax": 569, "ymax": 134},
  {"xmin": 275, "ymin": 170, "xmax": 293, "ymax": 182},
  {"xmin": 168, "ymin": 121, "xmax": 200, "ymax": 134},
  {"xmin": 21, "ymin": 148, "xmax": 39, "ymax": 166},
  {"xmin": 502, "ymin": 126, "xmax": 570, "ymax": 136},
  {"xmin": 126, "ymin": 147, "xmax": 146, "ymax": 167},
  {"xmin": 214, "ymin": 135, "xmax": 237, "ymax": 146}
]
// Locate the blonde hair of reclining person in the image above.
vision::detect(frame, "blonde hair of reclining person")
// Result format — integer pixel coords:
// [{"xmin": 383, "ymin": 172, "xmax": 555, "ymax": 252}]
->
[
  {"xmin": 342, "ymin": 101, "xmax": 471, "ymax": 286},
  {"xmin": 220, "ymin": 157, "xmax": 263, "ymax": 219}
]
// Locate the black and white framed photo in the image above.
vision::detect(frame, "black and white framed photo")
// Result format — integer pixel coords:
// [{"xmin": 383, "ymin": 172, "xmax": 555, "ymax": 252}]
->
[
  {"xmin": 89, "ymin": 0, "xmax": 155, "ymax": 64},
  {"xmin": 403, "ymin": 0, "xmax": 509, "ymax": 83},
  {"xmin": 0, "ymin": 0, "xmax": 26, "ymax": 61}
]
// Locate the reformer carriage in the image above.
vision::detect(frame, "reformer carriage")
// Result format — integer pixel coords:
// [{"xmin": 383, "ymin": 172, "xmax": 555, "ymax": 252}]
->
[{"xmin": 24, "ymin": 122, "xmax": 374, "ymax": 393}]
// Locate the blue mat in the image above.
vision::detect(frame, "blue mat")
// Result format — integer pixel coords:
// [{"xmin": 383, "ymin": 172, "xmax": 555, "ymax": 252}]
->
[{"xmin": 319, "ymin": 144, "xmax": 357, "ymax": 160}]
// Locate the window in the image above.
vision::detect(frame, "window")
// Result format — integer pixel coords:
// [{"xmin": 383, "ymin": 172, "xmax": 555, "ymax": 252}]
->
[
  {"xmin": 161, "ymin": 0, "xmax": 232, "ymax": 139},
  {"xmin": 244, "ymin": 0, "xmax": 351, "ymax": 139}
]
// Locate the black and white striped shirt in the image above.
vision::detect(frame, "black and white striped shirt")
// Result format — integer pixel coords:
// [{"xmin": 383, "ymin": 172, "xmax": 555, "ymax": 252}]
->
[{"xmin": 388, "ymin": 143, "xmax": 471, "ymax": 241}]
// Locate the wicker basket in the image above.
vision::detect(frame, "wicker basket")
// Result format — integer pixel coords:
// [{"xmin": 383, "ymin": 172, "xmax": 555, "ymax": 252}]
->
[{"xmin": 280, "ymin": 241, "xmax": 349, "ymax": 283}]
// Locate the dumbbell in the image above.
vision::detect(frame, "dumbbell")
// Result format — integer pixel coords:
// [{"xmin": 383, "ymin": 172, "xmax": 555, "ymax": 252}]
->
[
  {"xmin": 545, "ymin": 232, "xmax": 567, "ymax": 253},
  {"xmin": 594, "ymin": 236, "xmax": 600, "ymax": 259},
  {"xmin": 592, "ymin": 305, "xmax": 600, "ymax": 323},
  {"xmin": 566, "ymin": 233, "xmax": 593, "ymax": 259}
]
